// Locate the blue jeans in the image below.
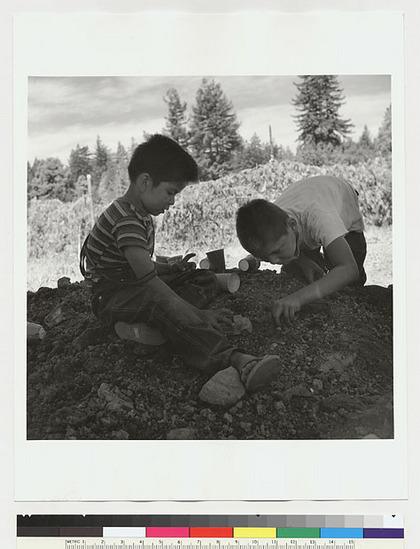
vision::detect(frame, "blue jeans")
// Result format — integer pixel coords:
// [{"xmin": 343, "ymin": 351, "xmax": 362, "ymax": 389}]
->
[{"xmin": 91, "ymin": 270, "xmax": 237, "ymax": 376}]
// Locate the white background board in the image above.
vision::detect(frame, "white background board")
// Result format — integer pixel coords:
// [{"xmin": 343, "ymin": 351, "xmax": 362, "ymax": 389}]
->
[{"xmin": 1, "ymin": 0, "xmax": 420, "ymax": 548}]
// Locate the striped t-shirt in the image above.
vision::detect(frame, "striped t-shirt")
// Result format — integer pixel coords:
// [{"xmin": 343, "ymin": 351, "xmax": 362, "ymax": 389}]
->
[{"xmin": 81, "ymin": 197, "xmax": 155, "ymax": 283}]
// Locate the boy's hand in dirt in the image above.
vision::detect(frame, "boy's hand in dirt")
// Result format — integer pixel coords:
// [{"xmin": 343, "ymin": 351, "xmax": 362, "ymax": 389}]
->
[
  {"xmin": 271, "ymin": 295, "xmax": 302, "ymax": 328},
  {"xmin": 198, "ymin": 308, "xmax": 234, "ymax": 333},
  {"xmin": 173, "ymin": 253, "xmax": 197, "ymax": 272}
]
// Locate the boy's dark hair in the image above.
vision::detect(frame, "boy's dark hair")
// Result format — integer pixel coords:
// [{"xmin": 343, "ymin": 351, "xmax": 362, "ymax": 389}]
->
[
  {"xmin": 236, "ymin": 199, "xmax": 289, "ymax": 255},
  {"xmin": 128, "ymin": 134, "xmax": 198, "ymax": 185}
]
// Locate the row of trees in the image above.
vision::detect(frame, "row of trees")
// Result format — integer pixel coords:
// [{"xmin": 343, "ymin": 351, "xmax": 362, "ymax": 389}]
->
[{"xmin": 27, "ymin": 76, "xmax": 392, "ymax": 202}]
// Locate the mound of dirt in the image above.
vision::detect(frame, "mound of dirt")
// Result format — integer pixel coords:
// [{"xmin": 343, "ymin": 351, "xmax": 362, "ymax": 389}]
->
[{"xmin": 26, "ymin": 270, "xmax": 393, "ymax": 440}]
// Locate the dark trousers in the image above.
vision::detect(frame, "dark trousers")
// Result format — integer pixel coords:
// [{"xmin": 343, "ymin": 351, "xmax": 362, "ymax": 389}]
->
[
  {"xmin": 91, "ymin": 270, "xmax": 237, "ymax": 376},
  {"xmin": 282, "ymin": 231, "xmax": 367, "ymax": 286}
]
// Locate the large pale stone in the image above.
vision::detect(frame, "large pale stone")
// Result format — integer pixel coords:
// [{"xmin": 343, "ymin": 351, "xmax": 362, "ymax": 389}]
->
[
  {"xmin": 199, "ymin": 366, "xmax": 245, "ymax": 407},
  {"xmin": 27, "ymin": 321, "xmax": 46, "ymax": 341},
  {"xmin": 319, "ymin": 352, "xmax": 357, "ymax": 373}
]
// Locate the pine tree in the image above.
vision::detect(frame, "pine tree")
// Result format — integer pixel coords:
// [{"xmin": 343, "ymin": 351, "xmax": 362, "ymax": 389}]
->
[
  {"xmin": 375, "ymin": 104, "xmax": 392, "ymax": 156},
  {"xmin": 27, "ymin": 157, "xmax": 70, "ymax": 200},
  {"xmin": 293, "ymin": 75, "xmax": 354, "ymax": 147},
  {"xmin": 97, "ymin": 142, "xmax": 129, "ymax": 203},
  {"xmin": 359, "ymin": 125, "xmax": 374, "ymax": 150},
  {"xmin": 189, "ymin": 78, "xmax": 242, "ymax": 179},
  {"xmin": 163, "ymin": 88, "xmax": 189, "ymax": 148},
  {"xmin": 92, "ymin": 135, "xmax": 111, "ymax": 188},
  {"xmin": 68, "ymin": 144, "xmax": 92, "ymax": 190}
]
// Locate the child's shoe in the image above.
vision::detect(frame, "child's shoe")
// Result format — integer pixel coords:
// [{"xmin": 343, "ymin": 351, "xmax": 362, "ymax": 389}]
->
[{"xmin": 114, "ymin": 321, "xmax": 167, "ymax": 346}]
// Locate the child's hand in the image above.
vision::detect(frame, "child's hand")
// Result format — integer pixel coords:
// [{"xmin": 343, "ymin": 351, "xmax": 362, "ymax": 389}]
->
[
  {"xmin": 271, "ymin": 295, "xmax": 302, "ymax": 328},
  {"xmin": 173, "ymin": 253, "xmax": 197, "ymax": 272},
  {"xmin": 198, "ymin": 308, "xmax": 234, "ymax": 334}
]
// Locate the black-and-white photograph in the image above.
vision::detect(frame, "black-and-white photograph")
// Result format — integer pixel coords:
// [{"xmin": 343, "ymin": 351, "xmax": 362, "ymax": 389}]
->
[{"xmin": 26, "ymin": 74, "xmax": 393, "ymax": 441}]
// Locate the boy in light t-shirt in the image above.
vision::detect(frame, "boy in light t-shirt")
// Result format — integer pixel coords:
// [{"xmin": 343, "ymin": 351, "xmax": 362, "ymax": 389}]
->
[{"xmin": 235, "ymin": 175, "xmax": 367, "ymax": 328}]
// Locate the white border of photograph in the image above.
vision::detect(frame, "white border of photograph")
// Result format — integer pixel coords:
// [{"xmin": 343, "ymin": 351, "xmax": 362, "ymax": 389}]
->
[{"xmin": 14, "ymin": 10, "xmax": 407, "ymax": 501}]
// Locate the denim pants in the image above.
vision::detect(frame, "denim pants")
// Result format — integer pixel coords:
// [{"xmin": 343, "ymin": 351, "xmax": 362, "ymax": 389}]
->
[
  {"xmin": 91, "ymin": 270, "xmax": 237, "ymax": 376},
  {"xmin": 282, "ymin": 231, "xmax": 367, "ymax": 286}
]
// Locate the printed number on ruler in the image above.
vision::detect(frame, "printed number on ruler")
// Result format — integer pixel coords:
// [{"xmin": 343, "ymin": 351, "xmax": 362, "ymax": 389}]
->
[{"xmin": 62, "ymin": 540, "xmax": 365, "ymax": 549}]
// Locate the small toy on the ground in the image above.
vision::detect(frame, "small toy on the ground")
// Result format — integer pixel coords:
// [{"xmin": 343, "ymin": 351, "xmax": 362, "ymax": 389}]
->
[
  {"xmin": 206, "ymin": 248, "xmax": 226, "ymax": 272},
  {"xmin": 238, "ymin": 254, "xmax": 261, "ymax": 272},
  {"xmin": 215, "ymin": 273, "xmax": 240, "ymax": 293}
]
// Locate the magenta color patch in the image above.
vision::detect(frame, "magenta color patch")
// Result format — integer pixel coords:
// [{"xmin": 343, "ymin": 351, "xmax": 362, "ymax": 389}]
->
[{"xmin": 146, "ymin": 527, "xmax": 190, "ymax": 538}]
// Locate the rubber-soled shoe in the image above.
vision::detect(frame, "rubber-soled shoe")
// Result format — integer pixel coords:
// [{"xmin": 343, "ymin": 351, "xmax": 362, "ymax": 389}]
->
[{"xmin": 241, "ymin": 355, "xmax": 282, "ymax": 393}]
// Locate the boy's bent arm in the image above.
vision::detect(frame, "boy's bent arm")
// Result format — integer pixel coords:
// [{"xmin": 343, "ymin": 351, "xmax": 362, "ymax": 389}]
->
[
  {"xmin": 272, "ymin": 236, "xmax": 359, "ymax": 326},
  {"xmin": 124, "ymin": 245, "xmax": 232, "ymax": 332},
  {"xmin": 124, "ymin": 246, "xmax": 184, "ymax": 300}
]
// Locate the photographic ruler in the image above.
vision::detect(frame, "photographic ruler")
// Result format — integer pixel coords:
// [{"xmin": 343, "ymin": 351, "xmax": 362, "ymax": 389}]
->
[{"xmin": 16, "ymin": 515, "xmax": 404, "ymax": 549}]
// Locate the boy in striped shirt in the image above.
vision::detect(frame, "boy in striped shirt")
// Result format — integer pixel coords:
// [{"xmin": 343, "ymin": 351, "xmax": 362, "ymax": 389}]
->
[{"xmin": 80, "ymin": 134, "xmax": 281, "ymax": 393}]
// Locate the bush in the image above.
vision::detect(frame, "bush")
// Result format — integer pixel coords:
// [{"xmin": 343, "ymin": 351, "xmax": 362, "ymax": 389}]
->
[{"xmin": 27, "ymin": 158, "xmax": 392, "ymax": 285}]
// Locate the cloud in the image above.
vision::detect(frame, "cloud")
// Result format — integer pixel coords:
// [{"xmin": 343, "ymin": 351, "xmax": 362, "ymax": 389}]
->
[{"xmin": 28, "ymin": 75, "xmax": 391, "ymax": 162}]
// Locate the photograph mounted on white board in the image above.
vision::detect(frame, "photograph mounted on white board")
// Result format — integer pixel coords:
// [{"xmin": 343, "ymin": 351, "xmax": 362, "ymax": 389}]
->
[{"xmin": 26, "ymin": 74, "xmax": 393, "ymax": 441}]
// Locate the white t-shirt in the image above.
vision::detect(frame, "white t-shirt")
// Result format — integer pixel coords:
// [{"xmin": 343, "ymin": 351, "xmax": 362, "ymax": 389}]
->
[{"xmin": 275, "ymin": 175, "xmax": 364, "ymax": 250}]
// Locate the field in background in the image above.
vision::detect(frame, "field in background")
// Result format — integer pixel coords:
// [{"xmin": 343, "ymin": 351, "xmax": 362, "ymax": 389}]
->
[
  {"xmin": 27, "ymin": 158, "xmax": 393, "ymax": 291},
  {"xmin": 27, "ymin": 225, "xmax": 393, "ymax": 292}
]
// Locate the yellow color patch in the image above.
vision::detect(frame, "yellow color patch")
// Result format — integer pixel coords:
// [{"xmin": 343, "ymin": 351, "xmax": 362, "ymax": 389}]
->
[{"xmin": 233, "ymin": 528, "xmax": 277, "ymax": 538}]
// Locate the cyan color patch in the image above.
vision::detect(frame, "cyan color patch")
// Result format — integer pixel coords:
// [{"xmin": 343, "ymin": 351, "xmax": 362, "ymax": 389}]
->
[{"xmin": 320, "ymin": 528, "xmax": 363, "ymax": 538}]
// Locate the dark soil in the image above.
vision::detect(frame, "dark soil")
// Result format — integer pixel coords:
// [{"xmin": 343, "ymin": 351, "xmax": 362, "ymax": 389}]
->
[{"xmin": 26, "ymin": 270, "xmax": 393, "ymax": 440}]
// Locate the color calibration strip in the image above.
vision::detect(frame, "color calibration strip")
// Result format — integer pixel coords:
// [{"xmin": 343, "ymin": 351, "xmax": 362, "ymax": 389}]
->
[{"xmin": 16, "ymin": 515, "xmax": 404, "ymax": 540}]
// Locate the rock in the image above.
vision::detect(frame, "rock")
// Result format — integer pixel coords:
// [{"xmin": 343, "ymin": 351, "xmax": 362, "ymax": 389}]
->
[
  {"xmin": 57, "ymin": 276, "xmax": 71, "ymax": 288},
  {"xmin": 114, "ymin": 321, "xmax": 166, "ymax": 346},
  {"xmin": 312, "ymin": 378, "xmax": 323, "ymax": 391},
  {"xmin": 256, "ymin": 404, "xmax": 265, "ymax": 415},
  {"xmin": 97, "ymin": 383, "xmax": 134, "ymax": 413},
  {"xmin": 44, "ymin": 303, "xmax": 75, "ymax": 328},
  {"xmin": 274, "ymin": 401, "xmax": 286, "ymax": 412},
  {"xmin": 321, "ymin": 395, "xmax": 361, "ymax": 412},
  {"xmin": 224, "ymin": 315, "xmax": 253, "ymax": 336},
  {"xmin": 223, "ymin": 413, "xmax": 233, "ymax": 423},
  {"xmin": 183, "ymin": 405, "xmax": 196, "ymax": 414},
  {"xmin": 27, "ymin": 321, "xmax": 46, "ymax": 341},
  {"xmin": 319, "ymin": 352, "xmax": 357, "ymax": 373},
  {"xmin": 363, "ymin": 434, "xmax": 380, "ymax": 439},
  {"xmin": 283, "ymin": 384, "xmax": 313, "ymax": 401},
  {"xmin": 233, "ymin": 315, "xmax": 253, "ymax": 335},
  {"xmin": 167, "ymin": 427, "xmax": 196, "ymax": 440},
  {"xmin": 112, "ymin": 429, "xmax": 129, "ymax": 440},
  {"xmin": 73, "ymin": 328, "xmax": 99, "ymax": 351},
  {"xmin": 199, "ymin": 366, "xmax": 245, "ymax": 407}
]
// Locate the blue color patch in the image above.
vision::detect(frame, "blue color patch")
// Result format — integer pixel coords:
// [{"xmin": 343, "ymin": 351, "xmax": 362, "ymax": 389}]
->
[{"xmin": 320, "ymin": 528, "xmax": 364, "ymax": 538}]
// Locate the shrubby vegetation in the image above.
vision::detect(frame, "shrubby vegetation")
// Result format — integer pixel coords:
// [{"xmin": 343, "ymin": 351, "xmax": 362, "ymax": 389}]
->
[{"xmin": 28, "ymin": 157, "xmax": 392, "ymax": 264}]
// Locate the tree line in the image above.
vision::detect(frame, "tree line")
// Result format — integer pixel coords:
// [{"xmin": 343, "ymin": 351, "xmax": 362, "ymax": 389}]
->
[{"xmin": 27, "ymin": 76, "xmax": 392, "ymax": 203}]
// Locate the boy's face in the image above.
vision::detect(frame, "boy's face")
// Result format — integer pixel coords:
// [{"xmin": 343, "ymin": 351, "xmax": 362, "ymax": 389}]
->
[
  {"xmin": 257, "ymin": 221, "xmax": 300, "ymax": 265},
  {"xmin": 140, "ymin": 177, "xmax": 187, "ymax": 216}
]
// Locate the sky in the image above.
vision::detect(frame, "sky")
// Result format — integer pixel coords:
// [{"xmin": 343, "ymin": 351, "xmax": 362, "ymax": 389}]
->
[{"xmin": 27, "ymin": 75, "xmax": 391, "ymax": 164}]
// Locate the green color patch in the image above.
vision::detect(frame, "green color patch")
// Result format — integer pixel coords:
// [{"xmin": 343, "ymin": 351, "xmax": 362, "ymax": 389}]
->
[{"xmin": 277, "ymin": 528, "xmax": 320, "ymax": 538}]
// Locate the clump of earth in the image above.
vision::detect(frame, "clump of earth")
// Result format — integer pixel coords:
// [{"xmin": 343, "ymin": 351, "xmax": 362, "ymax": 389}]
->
[{"xmin": 27, "ymin": 269, "xmax": 393, "ymax": 440}]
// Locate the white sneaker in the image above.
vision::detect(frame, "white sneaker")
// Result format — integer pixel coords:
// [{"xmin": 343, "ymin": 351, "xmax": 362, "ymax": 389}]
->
[{"xmin": 114, "ymin": 321, "xmax": 167, "ymax": 346}]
